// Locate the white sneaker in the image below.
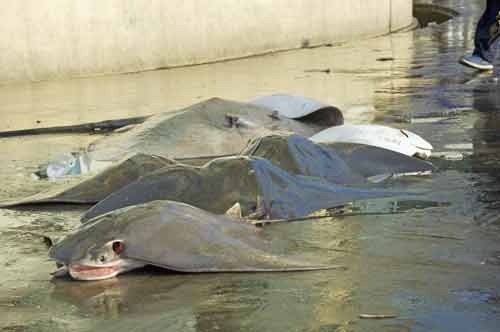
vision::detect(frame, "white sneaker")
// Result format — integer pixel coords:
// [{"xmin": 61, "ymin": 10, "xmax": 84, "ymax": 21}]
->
[{"xmin": 460, "ymin": 55, "xmax": 494, "ymax": 71}]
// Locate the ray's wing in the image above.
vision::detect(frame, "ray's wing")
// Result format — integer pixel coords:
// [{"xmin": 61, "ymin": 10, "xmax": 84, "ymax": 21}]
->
[
  {"xmin": 322, "ymin": 142, "xmax": 435, "ymax": 179},
  {"xmin": 0, "ymin": 154, "xmax": 173, "ymax": 208},
  {"xmin": 251, "ymin": 159, "xmax": 412, "ymax": 219},
  {"xmin": 249, "ymin": 94, "xmax": 343, "ymax": 126},
  {"xmin": 121, "ymin": 201, "xmax": 337, "ymax": 272}
]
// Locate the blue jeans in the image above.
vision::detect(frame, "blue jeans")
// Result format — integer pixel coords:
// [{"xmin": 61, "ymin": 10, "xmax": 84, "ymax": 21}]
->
[{"xmin": 473, "ymin": 0, "xmax": 500, "ymax": 62}]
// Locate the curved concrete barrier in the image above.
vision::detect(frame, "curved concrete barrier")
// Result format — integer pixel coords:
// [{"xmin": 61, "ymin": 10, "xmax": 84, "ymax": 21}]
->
[{"xmin": 0, "ymin": 0, "xmax": 413, "ymax": 83}]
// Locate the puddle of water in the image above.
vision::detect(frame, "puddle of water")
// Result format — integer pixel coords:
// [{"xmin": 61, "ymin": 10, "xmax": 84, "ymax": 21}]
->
[{"xmin": 1, "ymin": 0, "xmax": 500, "ymax": 331}]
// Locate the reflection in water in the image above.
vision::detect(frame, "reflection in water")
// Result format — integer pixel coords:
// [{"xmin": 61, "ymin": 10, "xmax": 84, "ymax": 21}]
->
[{"xmin": 471, "ymin": 79, "xmax": 500, "ymax": 225}]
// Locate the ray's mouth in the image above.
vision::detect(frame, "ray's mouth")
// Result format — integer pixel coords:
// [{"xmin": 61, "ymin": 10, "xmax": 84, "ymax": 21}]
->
[
  {"xmin": 52, "ymin": 262, "xmax": 122, "ymax": 281},
  {"xmin": 69, "ymin": 263, "xmax": 121, "ymax": 281}
]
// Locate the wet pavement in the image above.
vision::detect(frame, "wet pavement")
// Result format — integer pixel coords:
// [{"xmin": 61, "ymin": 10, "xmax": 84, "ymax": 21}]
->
[{"xmin": 1, "ymin": 0, "xmax": 500, "ymax": 331}]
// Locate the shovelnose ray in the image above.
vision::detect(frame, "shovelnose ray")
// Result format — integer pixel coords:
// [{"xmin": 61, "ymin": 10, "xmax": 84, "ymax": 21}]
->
[
  {"xmin": 50, "ymin": 200, "xmax": 337, "ymax": 281},
  {"xmin": 242, "ymin": 134, "xmax": 435, "ymax": 184},
  {"xmin": 86, "ymin": 97, "xmax": 343, "ymax": 167},
  {"xmin": 249, "ymin": 94, "xmax": 344, "ymax": 123},
  {"xmin": 317, "ymin": 142, "xmax": 436, "ymax": 181},
  {"xmin": 0, "ymin": 154, "xmax": 175, "ymax": 208},
  {"xmin": 310, "ymin": 124, "xmax": 433, "ymax": 159},
  {"xmin": 0, "ymin": 134, "xmax": 431, "ymax": 209},
  {"xmin": 81, "ymin": 156, "xmax": 408, "ymax": 222}
]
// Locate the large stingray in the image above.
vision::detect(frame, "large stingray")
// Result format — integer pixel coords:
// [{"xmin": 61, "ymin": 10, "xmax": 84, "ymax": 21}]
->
[
  {"xmin": 81, "ymin": 156, "xmax": 407, "ymax": 222},
  {"xmin": 250, "ymin": 94, "xmax": 342, "ymax": 124},
  {"xmin": 243, "ymin": 134, "xmax": 435, "ymax": 185},
  {"xmin": 310, "ymin": 124, "xmax": 433, "ymax": 158},
  {"xmin": 0, "ymin": 133, "xmax": 431, "ymax": 209},
  {"xmin": 0, "ymin": 154, "xmax": 176, "ymax": 208},
  {"xmin": 50, "ymin": 200, "xmax": 336, "ymax": 281},
  {"xmin": 86, "ymin": 97, "xmax": 343, "ymax": 165}
]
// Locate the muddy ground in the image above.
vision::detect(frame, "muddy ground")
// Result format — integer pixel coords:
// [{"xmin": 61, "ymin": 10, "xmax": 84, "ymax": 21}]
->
[{"xmin": 1, "ymin": 1, "xmax": 500, "ymax": 331}]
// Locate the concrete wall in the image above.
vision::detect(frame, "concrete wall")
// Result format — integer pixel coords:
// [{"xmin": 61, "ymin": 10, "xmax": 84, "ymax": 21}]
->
[
  {"xmin": 391, "ymin": 0, "xmax": 415, "ymax": 31},
  {"xmin": 0, "ymin": 0, "xmax": 413, "ymax": 83}
]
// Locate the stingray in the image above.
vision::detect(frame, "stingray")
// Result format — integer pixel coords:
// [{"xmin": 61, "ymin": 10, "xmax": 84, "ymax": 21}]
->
[
  {"xmin": 242, "ymin": 133, "xmax": 435, "ymax": 184},
  {"xmin": 0, "ymin": 134, "xmax": 431, "ymax": 209},
  {"xmin": 50, "ymin": 200, "xmax": 337, "ymax": 281},
  {"xmin": 0, "ymin": 154, "xmax": 176, "ymax": 208},
  {"xmin": 81, "ymin": 156, "xmax": 407, "ymax": 222},
  {"xmin": 310, "ymin": 124, "xmax": 433, "ymax": 159},
  {"xmin": 86, "ymin": 97, "xmax": 343, "ymax": 167},
  {"xmin": 250, "ymin": 94, "xmax": 343, "ymax": 124}
]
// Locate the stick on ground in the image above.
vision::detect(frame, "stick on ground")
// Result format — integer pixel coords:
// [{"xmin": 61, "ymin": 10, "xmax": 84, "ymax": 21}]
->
[{"xmin": 0, "ymin": 115, "xmax": 150, "ymax": 138}]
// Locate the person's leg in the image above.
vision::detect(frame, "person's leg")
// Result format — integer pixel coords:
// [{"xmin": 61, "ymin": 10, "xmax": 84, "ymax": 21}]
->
[
  {"xmin": 473, "ymin": 0, "xmax": 500, "ymax": 63},
  {"xmin": 461, "ymin": 0, "xmax": 500, "ymax": 70}
]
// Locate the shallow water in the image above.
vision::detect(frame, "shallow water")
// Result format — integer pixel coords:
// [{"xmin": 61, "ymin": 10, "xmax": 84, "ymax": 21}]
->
[{"xmin": 1, "ymin": 0, "xmax": 500, "ymax": 331}]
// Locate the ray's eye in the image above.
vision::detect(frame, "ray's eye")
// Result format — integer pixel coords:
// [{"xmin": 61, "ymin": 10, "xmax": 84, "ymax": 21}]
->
[{"xmin": 112, "ymin": 241, "xmax": 124, "ymax": 255}]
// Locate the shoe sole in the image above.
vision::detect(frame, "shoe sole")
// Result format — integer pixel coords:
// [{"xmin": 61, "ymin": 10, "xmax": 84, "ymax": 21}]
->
[{"xmin": 460, "ymin": 57, "xmax": 494, "ymax": 71}]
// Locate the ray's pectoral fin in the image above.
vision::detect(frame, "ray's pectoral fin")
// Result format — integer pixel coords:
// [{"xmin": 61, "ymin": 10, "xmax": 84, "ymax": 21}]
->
[{"xmin": 141, "ymin": 256, "xmax": 346, "ymax": 273}]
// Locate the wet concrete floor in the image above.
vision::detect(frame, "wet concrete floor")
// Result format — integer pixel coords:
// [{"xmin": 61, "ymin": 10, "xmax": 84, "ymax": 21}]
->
[{"xmin": 1, "ymin": 0, "xmax": 500, "ymax": 331}]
